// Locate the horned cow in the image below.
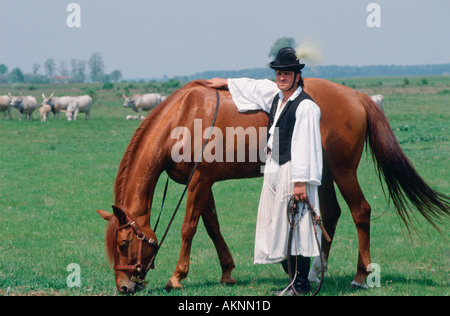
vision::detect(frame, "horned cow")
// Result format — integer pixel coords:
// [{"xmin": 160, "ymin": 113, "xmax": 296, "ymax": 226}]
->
[
  {"xmin": 64, "ymin": 95, "xmax": 93, "ymax": 121},
  {"xmin": 123, "ymin": 93, "xmax": 166, "ymax": 119},
  {"xmin": 370, "ymin": 94, "xmax": 384, "ymax": 111},
  {"xmin": 10, "ymin": 94, "xmax": 38, "ymax": 121},
  {"xmin": 42, "ymin": 93, "xmax": 74, "ymax": 118}
]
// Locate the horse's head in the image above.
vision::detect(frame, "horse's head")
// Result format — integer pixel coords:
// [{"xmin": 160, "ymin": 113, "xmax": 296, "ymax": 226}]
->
[{"xmin": 97, "ymin": 206, "xmax": 158, "ymax": 294}]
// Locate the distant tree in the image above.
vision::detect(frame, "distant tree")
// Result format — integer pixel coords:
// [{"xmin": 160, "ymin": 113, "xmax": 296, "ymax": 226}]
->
[
  {"xmin": 0, "ymin": 64, "xmax": 7, "ymax": 83},
  {"xmin": 98, "ymin": 74, "xmax": 110, "ymax": 82},
  {"xmin": 9, "ymin": 67, "xmax": 25, "ymax": 83},
  {"xmin": 70, "ymin": 59, "xmax": 87, "ymax": 83},
  {"xmin": 33, "ymin": 63, "xmax": 41, "ymax": 75},
  {"xmin": 109, "ymin": 69, "xmax": 122, "ymax": 82},
  {"xmin": 58, "ymin": 61, "xmax": 69, "ymax": 77},
  {"xmin": 268, "ymin": 37, "xmax": 297, "ymax": 59},
  {"xmin": 89, "ymin": 52, "xmax": 105, "ymax": 81},
  {"xmin": 0, "ymin": 64, "xmax": 8, "ymax": 75},
  {"xmin": 44, "ymin": 59, "xmax": 56, "ymax": 77}
]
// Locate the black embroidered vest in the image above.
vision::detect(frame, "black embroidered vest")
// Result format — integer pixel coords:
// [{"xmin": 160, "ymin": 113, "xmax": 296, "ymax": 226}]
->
[{"xmin": 268, "ymin": 90, "xmax": 314, "ymax": 165}]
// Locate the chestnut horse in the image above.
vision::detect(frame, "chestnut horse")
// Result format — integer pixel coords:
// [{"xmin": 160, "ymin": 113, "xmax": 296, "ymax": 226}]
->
[{"xmin": 97, "ymin": 78, "xmax": 449, "ymax": 294}]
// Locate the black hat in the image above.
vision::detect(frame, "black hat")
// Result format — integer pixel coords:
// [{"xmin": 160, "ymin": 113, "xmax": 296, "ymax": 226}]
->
[{"xmin": 269, "ymin": 47, "xmax": 305, "ymax": 72}]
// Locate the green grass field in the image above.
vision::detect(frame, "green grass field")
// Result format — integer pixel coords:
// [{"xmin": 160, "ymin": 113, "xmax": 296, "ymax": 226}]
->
[{"xmin": 0, "ymin": 76, "xmax": 448, "ymax": 296}]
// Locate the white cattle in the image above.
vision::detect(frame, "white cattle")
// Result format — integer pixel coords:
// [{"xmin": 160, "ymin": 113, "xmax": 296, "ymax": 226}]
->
[
  {"xmin": 0, "ymin": 94, "xmax": 12, "ymax": 119},
  {"xmin": 126, "ymin": 114, "xmax": 145, "ymax": 121},
  {"xmin": 64, "ymin": 95, "xmax": 93, "ymax": 121},
  {"xmin": 10, "ymin": 94, "xmax": 38, "ymax": 121},
  {"xmin": 123, "ymin": 93, "xmax": 166, "ymax": 119},
  {"xmin": 42, "ymin": 93, "xmax": 75, "ymax": 118},
  {"xmin": 370, "ymin": 94, "xmax": 384, "ymax": 111},
  {"xmin": 39, "ymin": 104, "xmax": 52, "ymax": 122}
]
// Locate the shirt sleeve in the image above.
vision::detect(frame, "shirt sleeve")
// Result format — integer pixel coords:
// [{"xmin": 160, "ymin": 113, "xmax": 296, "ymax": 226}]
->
[
  {"xmin": 227, "ymin": 78, "xmax": 278, "ymax": 113},
  {"xmin": 290, "ymin": 100, "xmax": 323, "ymax": 185}
]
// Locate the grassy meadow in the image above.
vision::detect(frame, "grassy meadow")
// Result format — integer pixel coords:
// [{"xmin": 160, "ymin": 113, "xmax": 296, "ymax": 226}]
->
[{"xmin": 0, "ymin": 76, "xmax": 448, "ymax": 296}]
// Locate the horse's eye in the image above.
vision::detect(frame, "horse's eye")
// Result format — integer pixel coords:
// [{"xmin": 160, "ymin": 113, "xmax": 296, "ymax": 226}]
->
[{"xmin": 119, "ymin": 240, "xmax": 129, "ymax": 249}]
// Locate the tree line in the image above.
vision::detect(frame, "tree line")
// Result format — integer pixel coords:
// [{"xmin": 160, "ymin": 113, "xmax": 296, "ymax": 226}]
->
[
  {"xmin": 0, "ymin": 52, "xmax": 122, "ymax": 84},
  {"xmin": 2, "ymin": 37, "xmax": 449, "ymax": 85},
  {"xmin": 173, "ymin": 63, "xmax": 450, "ymax": 82}
]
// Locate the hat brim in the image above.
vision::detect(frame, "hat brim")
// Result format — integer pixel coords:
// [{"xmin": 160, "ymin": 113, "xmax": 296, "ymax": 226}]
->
[{"xmin": 269, "ymin": 61, "xmax": 305, "ymax": 71}]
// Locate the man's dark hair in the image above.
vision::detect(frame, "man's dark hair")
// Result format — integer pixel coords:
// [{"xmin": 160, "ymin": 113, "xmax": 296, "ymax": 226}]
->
[{"xmin": 296, "ymin": 71, "xmax": 304, "ymax": 88}]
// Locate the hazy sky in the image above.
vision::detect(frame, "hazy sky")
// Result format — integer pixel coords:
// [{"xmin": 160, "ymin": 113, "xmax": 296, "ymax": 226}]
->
[{"xmin": 1, "ymin": 0, "xmax": 449, "ymax": 79}]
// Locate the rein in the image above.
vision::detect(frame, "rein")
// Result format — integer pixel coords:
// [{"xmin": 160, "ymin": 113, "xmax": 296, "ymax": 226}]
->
[
  {"xmin": 124, "ymin": 90, "xmax": 220, "ymax": 281},
  {"xmin": 286, "ymin": 195, "xmax": 331, "ymax": 296}
]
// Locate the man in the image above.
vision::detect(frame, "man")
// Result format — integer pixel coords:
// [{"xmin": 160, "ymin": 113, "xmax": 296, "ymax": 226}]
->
[{"xmin": 207, "ymin": 47, "xmax": 323, "ymax": 294}]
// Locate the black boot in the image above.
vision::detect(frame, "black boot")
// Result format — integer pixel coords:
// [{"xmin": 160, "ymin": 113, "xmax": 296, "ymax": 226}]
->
[
  {"xmin": 280, "ymin": 256, "xmax": 311, "ymax": 295},
  {"xmin": 293, "ymin": 276, "xmax": 311, "ymax": 295}
]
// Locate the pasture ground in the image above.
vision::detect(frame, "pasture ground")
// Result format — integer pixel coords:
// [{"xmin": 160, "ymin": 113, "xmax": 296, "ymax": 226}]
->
[{"xmin": 0, "ymin": 76, "xmax": 448, "ymax": 296}]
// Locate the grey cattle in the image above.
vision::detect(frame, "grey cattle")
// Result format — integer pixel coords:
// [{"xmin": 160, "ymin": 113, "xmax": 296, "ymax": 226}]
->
[
  {"xmin": 370, "ymin": 94, "xmax": 384, "ymax": 111},
  {"xmin": 42, "ymin": 93, "xmax": 75, "ymax": 118},
  {"xmin": 0, "ymin": 94, "xmax": 12, "ymax": 119},
  {"xmin": 64, "ymin": 95, "xmax": 93, "ymax": 121},
  {"xmin": 123, "ymin": 93, "xmax": 166, "ymax": 119},
  {"xmin": 39, "ymin": 104, "xmax": 52, "ymax": 122},
  {"xmin": 10, "ymin": 94, "xmax": 38, "ymax": 121}
]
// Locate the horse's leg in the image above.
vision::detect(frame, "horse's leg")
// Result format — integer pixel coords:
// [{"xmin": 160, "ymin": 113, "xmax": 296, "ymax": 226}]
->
[
  {"xmin": 166, "ymin": 174, "xmax": 211, "ymax": 291},
  {"xmin": 201, "ymin": 189, "xmax": 237, "ymax": 285},
  {"xmin": 309, "ymin": 161, "xmax": 342, "ymax": 281},
  {"xmin": 335, "ymin": 170, "xmax": 371, "ymax": 287}
]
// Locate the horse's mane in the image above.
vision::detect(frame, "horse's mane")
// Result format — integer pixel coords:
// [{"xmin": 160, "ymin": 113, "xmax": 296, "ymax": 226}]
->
[
  {"xmin": 106, "ymin": 81, "xmax": 213, "ymax": 260},
  {"xmin": 113, "ymin": 80, "xmax": 211, "ymax": 206}
]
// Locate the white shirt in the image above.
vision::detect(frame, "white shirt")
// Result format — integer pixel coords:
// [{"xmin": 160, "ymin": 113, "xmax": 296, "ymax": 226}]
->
[{"xmin": 227, "ymin": 78, "xmax": 322, "ymax": 185}]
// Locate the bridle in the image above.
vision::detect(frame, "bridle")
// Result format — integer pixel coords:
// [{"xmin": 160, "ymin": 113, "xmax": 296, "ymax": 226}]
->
[{"xmin": 113, "ymin": 212, "xmax": 159, "ymax": 283}]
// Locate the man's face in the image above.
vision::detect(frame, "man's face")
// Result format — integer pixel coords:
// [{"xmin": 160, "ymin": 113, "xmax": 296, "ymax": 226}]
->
[{"xmin": 275, "ymin": 70, "xmax": 299, "ymax": 92}]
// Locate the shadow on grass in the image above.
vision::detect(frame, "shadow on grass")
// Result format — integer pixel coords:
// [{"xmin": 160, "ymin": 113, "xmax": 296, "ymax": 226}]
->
[{"xmin": 140, "ymin": 271, "xmax": 445, "ymax": 296}]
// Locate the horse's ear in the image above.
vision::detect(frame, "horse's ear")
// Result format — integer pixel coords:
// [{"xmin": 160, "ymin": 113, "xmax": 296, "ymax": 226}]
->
[
  {"xmin": 112, "ymin": 205, "xmax": 128, "ymax": 225},
  {"xmin": 97, "ymin": 209, "xmax": 113, "ymax": 221}
]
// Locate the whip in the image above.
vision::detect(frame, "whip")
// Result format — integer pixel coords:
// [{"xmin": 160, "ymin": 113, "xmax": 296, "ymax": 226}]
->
[{"xmin": 285, "ymin": 195, "xmax": 331, "ymax": 296}]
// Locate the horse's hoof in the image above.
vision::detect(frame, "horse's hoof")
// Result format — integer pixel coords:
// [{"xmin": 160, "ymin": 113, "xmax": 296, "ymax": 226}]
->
[
  {"xmin": 351, "ymin": 281, "xmax": 369, "ymax": 289},
  {"xmin": 165, "ymin": 279, "xmax": 183, "ymax": 292},
  {"xmin": 220, "ymin": 276, "xmax": 237, "ymax": 285},
  {"xmin": 165, "ymin": 281, "xmax": 173, "ymax": 293}
]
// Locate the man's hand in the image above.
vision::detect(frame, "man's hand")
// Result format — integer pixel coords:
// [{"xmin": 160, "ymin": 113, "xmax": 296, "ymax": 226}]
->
[
  {"xmin": 206, "ymin": 78, "xmax": 228, "ymax": 89},
  {"xmin": 293, "ymin": 182, "xmax": 307, "ymax": 203}
]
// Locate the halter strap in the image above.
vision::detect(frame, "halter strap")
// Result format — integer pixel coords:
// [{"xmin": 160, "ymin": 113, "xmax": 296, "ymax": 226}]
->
[{"xmin": 113, "ymin": 213, "xmax": 158, "ymax": 275}]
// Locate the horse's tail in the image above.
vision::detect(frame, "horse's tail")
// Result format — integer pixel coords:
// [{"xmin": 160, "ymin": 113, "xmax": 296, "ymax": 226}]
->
[{"xmin": 361, "ymin": 94, "xmax": 449, "ymax": 230}]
